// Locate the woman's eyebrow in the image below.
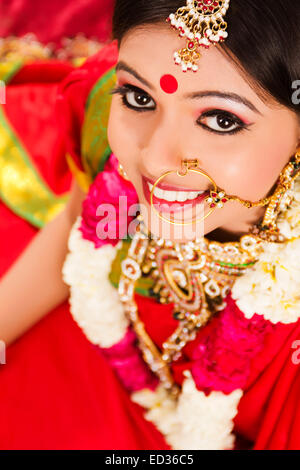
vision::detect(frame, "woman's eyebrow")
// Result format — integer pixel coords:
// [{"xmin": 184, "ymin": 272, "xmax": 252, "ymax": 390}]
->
[
  {"xmin": 116, "ymin": 61, "xmax": 154, "ymax": 90},
  {"xmin": 116, "ymin": 61, "xmax": 262, "ymax": 115},
  {"xmin": 184, "ymin": 90, "xmax": 262, "ymax": 114}
]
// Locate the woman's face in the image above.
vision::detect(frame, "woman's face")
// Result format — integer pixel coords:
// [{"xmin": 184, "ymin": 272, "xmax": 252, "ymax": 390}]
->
[{"xmin": 107, "ymin": 24, "xmax": 300, "ymax": 241}]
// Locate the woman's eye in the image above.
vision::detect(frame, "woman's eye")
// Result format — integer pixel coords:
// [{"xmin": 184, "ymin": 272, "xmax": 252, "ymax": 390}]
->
[
  {"xmin": 110, "ymin": 84, "xmax": 156, "ymax": 111},
  {"xmin": 124, "ymin": 90, "xmax": 155, "ymax": 109},
  {"xmin": 197, "ymin": 111, "xmax": 246, "ymax": 134}
]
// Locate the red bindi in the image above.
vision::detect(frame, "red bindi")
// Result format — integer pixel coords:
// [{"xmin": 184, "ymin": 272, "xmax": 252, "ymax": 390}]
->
[{"xmin": 160, "ymin": 74, "xmax": 178, "ymax": 94}]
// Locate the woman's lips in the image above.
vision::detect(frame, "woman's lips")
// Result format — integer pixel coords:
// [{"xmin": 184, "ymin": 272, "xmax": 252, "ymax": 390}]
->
[{"xmin": 142, "ymin": 175, "xmax": 210, "ymax": 213}]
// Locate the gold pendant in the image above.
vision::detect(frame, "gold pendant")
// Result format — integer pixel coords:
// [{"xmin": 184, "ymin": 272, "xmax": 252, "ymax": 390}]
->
[{"xmin": 118, "ymin": 224, "xmax": 262, "ymax": 395}]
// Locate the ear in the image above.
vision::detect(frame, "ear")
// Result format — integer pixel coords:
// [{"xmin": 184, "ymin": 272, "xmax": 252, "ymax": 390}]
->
[{"xmin": 297, "ymin": 124, "xmax": 300, "ymax": 149}]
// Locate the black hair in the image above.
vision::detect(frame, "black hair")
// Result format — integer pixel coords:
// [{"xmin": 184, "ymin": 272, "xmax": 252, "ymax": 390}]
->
[{"xmin": 112, "ymin": 0, "xmax": 300, "ymax": 116}]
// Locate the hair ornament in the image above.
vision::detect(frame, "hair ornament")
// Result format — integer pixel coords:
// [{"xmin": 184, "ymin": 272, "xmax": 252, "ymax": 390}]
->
[{"xmin": 167, "ymin": 0, "xmax": 231, "ymax": 72}]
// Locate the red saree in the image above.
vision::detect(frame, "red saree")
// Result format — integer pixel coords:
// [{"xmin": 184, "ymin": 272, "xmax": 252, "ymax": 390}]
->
[
  {"xmin": 1, "ymin": 41, "xmax": 300, "ymax": 450},
  {"xmin": 0, "ymin": 0, "xmax": 114, "ymax": 47}
]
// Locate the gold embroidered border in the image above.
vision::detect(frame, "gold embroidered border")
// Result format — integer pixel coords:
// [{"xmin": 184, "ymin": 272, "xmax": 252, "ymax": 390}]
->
[
  {"xmin": 81, "ymin": 66, "xmax": 116, "ymax": 180},
  {"xmin": 0, "ymin": 105, "xmax": 69, "ymax": 228}
]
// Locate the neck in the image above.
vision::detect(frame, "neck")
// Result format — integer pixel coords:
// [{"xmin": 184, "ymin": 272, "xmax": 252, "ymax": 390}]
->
[
  {"xmin": 206, "ymin": 227, "xmax": 246, "ymax": 243},
  {"xmin": 206, "ymin": 206, "xmax": 266, "ymax": 244}
]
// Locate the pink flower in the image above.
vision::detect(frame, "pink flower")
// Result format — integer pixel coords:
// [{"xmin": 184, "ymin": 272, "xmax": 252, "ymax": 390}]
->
[
  {"xmin": 80, "ymin": 153, "xmax": 138, "ymax": 247},
  {"xmin": 191, "ymin": 295, "xmax": 274, "ymax": 394},
  {"xmin": 99, "ymin": 328, "xmax": 159, "ymax": 392}
]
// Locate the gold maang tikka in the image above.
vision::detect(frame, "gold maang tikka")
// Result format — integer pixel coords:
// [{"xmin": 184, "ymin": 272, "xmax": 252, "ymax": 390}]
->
[{"xmin": 167, "ymin": 0, "xmax": 231, "ymax": 72}]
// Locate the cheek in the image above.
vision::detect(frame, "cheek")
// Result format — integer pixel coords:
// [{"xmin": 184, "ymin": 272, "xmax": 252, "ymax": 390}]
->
[
  {"xmin": 228, "ymin": 115, "xmax": 298, "ymax": 198},
  {"xmin": 215, "ymin": 137, "xmax": 292, "ymax": 200}
]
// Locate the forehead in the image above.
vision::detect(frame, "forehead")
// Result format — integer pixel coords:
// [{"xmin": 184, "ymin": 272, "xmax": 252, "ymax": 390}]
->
[{"xmin": 117, "ymin": 24, "xmax": 262, "ymax": 103}]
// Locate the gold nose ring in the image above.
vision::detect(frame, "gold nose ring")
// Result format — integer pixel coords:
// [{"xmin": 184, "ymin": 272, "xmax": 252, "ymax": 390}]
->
[{"xmin": 150, "ymin": 159, "xmax": 219, "ymax": 226}]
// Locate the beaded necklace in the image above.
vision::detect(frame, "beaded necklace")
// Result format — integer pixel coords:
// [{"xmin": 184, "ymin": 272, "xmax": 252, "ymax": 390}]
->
[{"xmin": 118, "ymin": 224, "xmax": 262, "ymax": 396}]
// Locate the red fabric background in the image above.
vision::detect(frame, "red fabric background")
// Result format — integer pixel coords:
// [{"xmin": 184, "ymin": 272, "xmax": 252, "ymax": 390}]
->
[
  {"xmin": 0, "ymin": 61, "xmax": 76, "ymax": 277},
  {"xmin": 1, "ymin": 14, "xmax": 300, "ymax": 450},
  {"xmin": 0, "ymin": 0, "xmax": 116, "ymax": 273},
  {"xmin": 0, "ymin": 0, "xmax": 115, "ymax": 45}
]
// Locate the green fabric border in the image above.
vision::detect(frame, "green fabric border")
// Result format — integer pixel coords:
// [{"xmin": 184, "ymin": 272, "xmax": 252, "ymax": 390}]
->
[
  {"xmin": 109, "ymin": 239, "xmax": 155, "ymax": 298},
  {"xmin": 0, "ymin": 105, "xmax": 69, "ymax": 228},
  {"xmin": 0, "ymin": 61, "xmax": 24, "ymax": 84},
  {"xmin": 81, "ymin": 66, "xmax": 116, "ymax": 179}
]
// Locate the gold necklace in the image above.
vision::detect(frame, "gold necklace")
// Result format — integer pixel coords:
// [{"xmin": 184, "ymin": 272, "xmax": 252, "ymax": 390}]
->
[{"xmin": 118, "ymin": 224, "xmax": 262, "ymax": 397}]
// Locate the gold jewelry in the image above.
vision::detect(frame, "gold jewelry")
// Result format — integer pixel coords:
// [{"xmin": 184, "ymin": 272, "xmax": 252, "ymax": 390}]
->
[
  {"xmin": 251, "ymin": 149, "xmax": 300, "ymax": 242},
  {"xmin": 150, "ymin": 159, "xmax": 271, "ymax": 226},
  {"xmin": 150, "ymin": 154, "xmax": 300, "ymax": 230},
  {"xmin": 167, "ymin": 0, "xmax": 231, "ymax": 73},
  {"xmin": 150, "ymin": 159, "xmax": 217, "ymax": 226},
  {"xmin": 118, "ymin": 219, "xmax": 262, "ymax": 396},
  {"xmin": 118, "ymin": 162, "xmax": 130, "ymax": 181},
  {"xmin": 119, "ymin": 151, "xmax": 300, "ymax": 396}
]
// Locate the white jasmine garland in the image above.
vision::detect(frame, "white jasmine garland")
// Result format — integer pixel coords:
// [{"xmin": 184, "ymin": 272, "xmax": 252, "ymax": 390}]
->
[
  {"xmin": 62, "ymin": 217, "xmax": 129, "ymax": 348},
  {"xmin": 232, "ymin": 176, "xmax": 300, "ymax": 324},
  {"xmin": 232, "ymin": 238, "xmax": 300, "ymax": 323},
  {"xmin": 62, "ymin": 174, "xmax": 300, "ymax": 449},
  {"xmin": 132, "ymin": 374, "xmax": 243, "ymax": 450},
  {"xmin": 277, "ymin": 178, "xmax": 300, "ymax": 239},
  {"xmin": 62, "ymin": 219, "xmax": 244, "ymax": 450}
]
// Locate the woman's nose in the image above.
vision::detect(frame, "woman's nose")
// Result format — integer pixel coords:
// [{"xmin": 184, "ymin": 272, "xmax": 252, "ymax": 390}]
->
[{"xmin": 140, "ymin": 111, "xmax": 184, "ymax": 176}]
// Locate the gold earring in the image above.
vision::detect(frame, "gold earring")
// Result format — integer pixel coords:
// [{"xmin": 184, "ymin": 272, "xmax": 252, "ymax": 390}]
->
[
  {"xmin": 251, "ymin": 149, "xmax": 300, "ymax": 242},
  {"xmin": 118, "ymin": 162, "xmax": 130, "ymax": 181}
]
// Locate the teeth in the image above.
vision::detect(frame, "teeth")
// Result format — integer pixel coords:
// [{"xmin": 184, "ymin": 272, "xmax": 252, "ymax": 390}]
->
[
  {"xmin": 187, "ymin": 191, "xmax": 199, "ymax": 200},
  {"xmin": 154, "ymin": 186, "xmax": 164, "ymax": 199},
  {"xmin": 164, "ymin": 192, "xmax": 176, "ymax": 202},
  {"xmin": 147, "ymin": 182, "xmax": 204, "ymax": 202},
  {"xmin": 177, "ymin": 191, "xmax": 188, "ymax": 202}
]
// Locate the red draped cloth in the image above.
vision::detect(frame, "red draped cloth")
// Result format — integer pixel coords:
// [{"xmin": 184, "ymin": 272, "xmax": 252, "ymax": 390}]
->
[
  {"xmin": 0, "ymin": 57, "xmax": 169, "ymax": 450},
  {"xmin": 0, "ymin": 0, "xmax": 115, "ymax": 45},
  {"xmin": 0, "ymin": 43, "xmax": 300, "ymax": 450},
  {"xmin": 0, "ymin": 2, "xmax": 170, "ymax": 450},
  {"xmin": 0, "ymin": 61, "xmax": 74, "ymax": 277}
]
